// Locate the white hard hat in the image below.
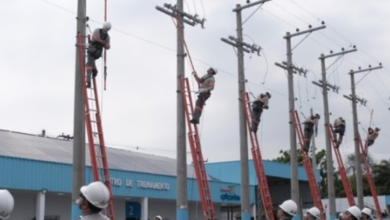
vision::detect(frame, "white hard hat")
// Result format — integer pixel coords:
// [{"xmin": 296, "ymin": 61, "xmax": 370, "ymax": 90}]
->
[
  {"xmin": 307, "ymin": 207, "xmax": 321, "ymax": 219},
  {"xmin": 347, "ymin": 206, "xmax": 361, "ymax": 219},
  {"xmin": 279, "ymin": 200, "xmax": 298, "ymax": 216},
  {"xmin": 0, "ymin": 190, "xmax": 14, "ymax": 219},
  {"xmin": 210, "ymin": 67, "xmax": 218, "ymax": 74},
  {"xmin": 155, "ymin": 215, "xmax": 163, "ymax": 220},
  {"xmin": 102, "ymin": 22, "xmax": 112, "ymax": 32},
  {"xmin": 80, "ymin": 181, "xmax": 110, "ymax": 209},
  {"xmin": 362, "ymin": 208, "xmax": 372, "ymax": 218}
]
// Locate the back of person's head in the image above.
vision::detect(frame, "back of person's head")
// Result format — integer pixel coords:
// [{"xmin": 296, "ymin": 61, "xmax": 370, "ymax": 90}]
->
[
  {"xmin": 306, "ymin": 207, "xmax": 321, "ymax": 220},
  {"xmin": 279, "ymin": 200, "xmax": 297, "ymax": 219},
  {"xmin": 0, "ymin": 190, "xmax": 14, "ymax": 219},
  {"xmin": 346, "ymin": 206, "xmax": 361, "ymax": 220},
  {"xmin": 361, "ymin": 208, "xmax": 372, "ymax": 220},
  {"xmin": 80, "ymin": 181, "xmax": 110, "ymax": 213}
]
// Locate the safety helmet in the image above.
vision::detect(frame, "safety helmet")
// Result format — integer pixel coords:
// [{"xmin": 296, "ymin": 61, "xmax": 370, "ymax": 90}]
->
[
  {"xmin": 266, "ymin": 92, "xmax": 271, "ymax": 99},
  {"xmin": 210, "ymin": 67, "xmax": 218, "ymax": 74},
  {"xmin": 80, "ymin": 181, "xmax": 110, "ymax": 209},
  {"xmin": 315, "ymin": 114, "xmax": 320, "ymax": 119},
  {"xmin": 155, "ymin": 215, "xmax": 163, "ymax": 220},
  {"xmin": 346, "ymin": 206, "xmax": 361, "ymax": 219},
  {"xmin": 362, "ymin": 208, "xmax": 372, "ymax": 218},
  {"xmin": 0, "ymin": 190, "xmax": 14, "ymax": 219},
  {"xmin": 102, "ymin": 22, "xmax": 112, "ymax": 32},
  {"xmin": 307, "ymin": 207, "xmax": 321, "ymax": 219},
  {"xmin": 279, "ymin": 200, "xmax": 298, "ymax": 216}
]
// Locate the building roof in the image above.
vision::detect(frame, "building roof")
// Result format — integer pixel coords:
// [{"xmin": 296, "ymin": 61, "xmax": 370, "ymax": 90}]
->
[{"xmin": 0, "ymin": 129, "xmax": 196, "ymax": 178}]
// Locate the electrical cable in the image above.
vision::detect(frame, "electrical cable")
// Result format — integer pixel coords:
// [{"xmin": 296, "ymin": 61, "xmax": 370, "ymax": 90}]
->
[
  {"xmin": 260, "ymin": 7, "xmax": 296, "ymax": 28},
  {"xmin": 260, "ymin": 49, "xmax": 269, "ymax": 84},
  {"xmin": 291, "ymin": 32, "xmax": 312, "ymax": 51},
  {"xmin": 355, "ymin": 70, "xmax": 371, "ymax": 86},
  {"xmin": 191, "ymin": 0, "xmax": 198, "ymax": 15},
  {"xmin": 296, "ymin": 75, "xmax": 303, "ymax": 109},
  {"xmin": 373, "ymin": 71, "xmax": 390, "ymax": 94},
  {"xmin": 366, "ymin": 78, "xmax": 390, "ymax": 112},
  {"xmin": 199, "ymin": 0, "xmax": 206, "ymax": 18},
  {"xmin": 326, "ymin": 55, "xmax": 344, "ymax": 71},
  {"xmin": 271, "ymin": 1, "xmax": 309, "ymax": 25},
  {"xmin": 183, "ymin": 0, "xmax": 191, "ymax": 14},
  {"xmin": 242, "ymin": 3, "xmax": 264, "ymax": 25}
]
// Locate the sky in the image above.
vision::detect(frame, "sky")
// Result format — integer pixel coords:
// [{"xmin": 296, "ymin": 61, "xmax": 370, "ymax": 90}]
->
[{"xmin": 1, "ymin": 0, "xmax": 389, "ymax": 166}]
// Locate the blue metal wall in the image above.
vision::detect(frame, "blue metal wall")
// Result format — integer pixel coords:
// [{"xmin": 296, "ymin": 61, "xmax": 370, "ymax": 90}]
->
[
  {"xmin": 206, "ymin": 160, "xmax": 321, "ymax": 185},
  {"xmin": 386, "ymin": 195, "xmax": 390, "ymax": 205},
  {"xmin": 0, "ymin": 156, "xmax": 255, "ymax": 204}
]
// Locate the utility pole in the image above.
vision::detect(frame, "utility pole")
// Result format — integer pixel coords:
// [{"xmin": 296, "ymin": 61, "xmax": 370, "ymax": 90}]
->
[
  {"xmin": 275, "ymin": 24, "xmax": 326, "ymax": 219},
  {"xmin": 156, "ymin": 2, "xmax": 205, "ymax": 220},
  {"xmin": 221, "ymin": 2, "xmax": 266, "ymax": 219},
  {"xmin": 344, "ymin": 65, "xmax": 382, "ymax": 209},
  {"xmin": 72, "ymin": 0, "xmax": 86, "ymax": 219},
  {"xmin": 311, "ymin": 48, "xmax": 357, "ymax": 220}
]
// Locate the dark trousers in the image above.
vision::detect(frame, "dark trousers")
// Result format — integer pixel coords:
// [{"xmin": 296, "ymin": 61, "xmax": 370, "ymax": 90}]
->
[
  {"xmin": 333, "ymin": 125, "xmax": 345, "ymax": 147},
  {"xmin": 192, "ymin": 91, "xmax": 211, "ymax": 120},
  {"xmin": 251, "ymin": 109, "xmax": 263, "ymax": 133},
  {"xmin": 303, "ymin": 125, "xmax": 314, "ymax": 152},
  {"xmin": 86, "ymin": 52, "xmax": 99, "ymax": 85}
]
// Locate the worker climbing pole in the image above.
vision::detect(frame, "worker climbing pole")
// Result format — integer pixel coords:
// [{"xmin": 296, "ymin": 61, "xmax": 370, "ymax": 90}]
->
[
  {"xmin": 327, "ymin": 124, "xmax": 355, "ymax": 207},
  {"xmin": 155, "ymin": 3, "xmax": 210, "ymax": 219},
  {"xmin": 292, "ymin": 110, "xmax": 325, "ymax": 220},
  {"xmin": 175, "ymin": 15, "xmax": 216, "ymax": 220},
  {"xmin": 358, "ymin": 110, "xmax": 382, "ymax": 220},
  {"xmin": 242, "ymin": 92, "xmax": 275, "ymax": 220},
  {"xmin": 77, "ymin": 33, "xmax": 116, "ymax": 220}
]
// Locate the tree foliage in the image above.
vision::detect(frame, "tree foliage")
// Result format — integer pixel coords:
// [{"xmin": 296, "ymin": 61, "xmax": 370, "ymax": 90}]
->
[{"xmin": 271, "ymin": 150, "xmax": 390, "ymax": 198}]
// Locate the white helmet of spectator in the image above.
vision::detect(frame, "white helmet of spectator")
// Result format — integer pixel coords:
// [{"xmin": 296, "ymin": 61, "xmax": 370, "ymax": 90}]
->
[
  {"xmin": 362, "ymin": 208, "xmax": 372, "ymax": 218},
  {"xmin": 0, "ymin": 190, "xmax": 14, "ymax": 219},
  {"xmin": 347, "ymin": 206, "xmax": 362, "ymax": 219},
  {"xmin": 155, "ymin": 215, "xmax": 163, "ymax": 220},
  {"xmin": 307, "ymin": 207, "xmax": 321, "ymax": 219},
  {"xmin": 80, "ymin": 181, "xmax": 110, "ymax": 209},
  {"xmin": 102, "ymin": 22, "xmax": 112, "ymax": 32},
  {"xmin": 279, "ymin": 199, "xmax": 298, "ymax": 216}
]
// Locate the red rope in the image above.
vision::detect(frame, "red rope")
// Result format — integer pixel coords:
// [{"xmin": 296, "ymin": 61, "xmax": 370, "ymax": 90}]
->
[{"xmin": 175, "ymin": 14, "xmax": 198, "ymax": 81}]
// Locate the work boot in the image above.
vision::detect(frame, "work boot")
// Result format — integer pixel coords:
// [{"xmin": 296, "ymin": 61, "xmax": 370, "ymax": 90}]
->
[
  {"xmin": 86, "ymin": 81, "xmax": 91, "ymax": 88},
  {"xmin": 191, "ymin": 109, "xmax": 201, "ymax": 124},
  {"xmin": 190, "ymin": 118, "xmax": 199, "ymax": 124},
  {"xmin": 251, "ymin": 124, "xmax": 257, "ymax": 133}
]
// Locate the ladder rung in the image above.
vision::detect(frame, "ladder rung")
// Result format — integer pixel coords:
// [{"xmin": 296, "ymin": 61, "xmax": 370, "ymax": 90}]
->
[{"xmin": 90, "ymin": 109, "xmax": 97, "ymax": 112}]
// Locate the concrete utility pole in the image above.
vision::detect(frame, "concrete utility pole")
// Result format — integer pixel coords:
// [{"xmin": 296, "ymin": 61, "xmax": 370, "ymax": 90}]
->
[
  {"xmin": 311, "ymin": 48, "xmax": 357, "ymax": 220},
  {"xmin": 221, "ymin": 2, "xmax": 265, "ymax": 219},
  {"xmin": 345, "ymin": 65, "xmax": 382, "ymax": 209},
  {"xmin": 156, "ymin": 2, "xmax": 205, "ymax": 220},
  {"xmin": 276, "ymin": 24, "xmax": 326, "ymax": 219},
  {"xmin": 72, "ymin": 0, "xmax": 86, "ymax": 219}
]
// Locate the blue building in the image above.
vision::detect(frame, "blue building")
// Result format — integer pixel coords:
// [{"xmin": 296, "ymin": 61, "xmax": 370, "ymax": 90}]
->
[{"xmin": 0, "ymin": 129, "xmax": 318, "ymax": 220}]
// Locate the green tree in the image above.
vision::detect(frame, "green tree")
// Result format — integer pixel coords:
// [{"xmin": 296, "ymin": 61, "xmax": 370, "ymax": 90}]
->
[
  {"xmin": 372, "ymin": 159, "xmax": 390, "ymax": 195},
  {"xmin": 345, "ymin": 153, "xmax": 375, "ymax": 175},
  {"xmin": 272, "ymin": 149, "xmax": 343, "ymax": 198}
]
